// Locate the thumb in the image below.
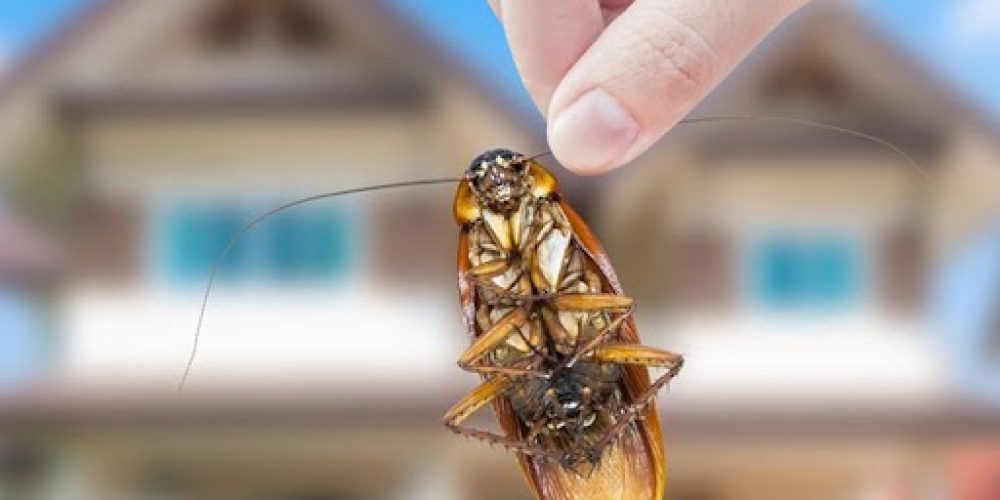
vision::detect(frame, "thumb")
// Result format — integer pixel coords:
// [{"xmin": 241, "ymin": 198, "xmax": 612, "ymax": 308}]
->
[{"xmin": 547, "ymin": 0, "xmax": 808, "ymax": 174}]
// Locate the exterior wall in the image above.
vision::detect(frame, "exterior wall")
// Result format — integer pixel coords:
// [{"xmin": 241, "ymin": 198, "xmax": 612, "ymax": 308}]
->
[
  {"xmin": 3, "ymin": 423, "xmax": 973, "ymax": 500},
  {"xmin": 601, "ymin": 150, "xmax": 929, "ymax": 317},
  {"xmin": 59, "ymin": 80, "xmax": 539, "ymax": 386},
  {"xmin": 932, "ymin": 127, "xmax": 1000, "ymax": 250}
]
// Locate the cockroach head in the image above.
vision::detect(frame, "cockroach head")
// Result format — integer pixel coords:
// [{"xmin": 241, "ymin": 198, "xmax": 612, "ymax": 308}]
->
[{"xmin": 466, "ymin": 148, "xmax": 529, "ymax": 214}]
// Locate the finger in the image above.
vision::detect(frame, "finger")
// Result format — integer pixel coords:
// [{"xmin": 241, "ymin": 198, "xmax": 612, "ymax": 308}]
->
[
  {"xmin": 499, "ymin": 0, "xmax": 605, "ymax": 114},
  {"xmin": 600, "ymin": 0, "xmax": 634, "ymax": 23},
  {"xmin": 547, "ymin": 0, "xmax": 809, "ymax": 173}
]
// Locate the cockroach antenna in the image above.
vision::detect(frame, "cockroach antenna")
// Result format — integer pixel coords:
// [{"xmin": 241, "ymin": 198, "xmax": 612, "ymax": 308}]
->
[
  {"xmin": 676, "ymin": 115, "xmax": 933, "ymax": 180},
  {"xmin": 527, "ymin": 116, "xmax": 931, "ymax": 181},
  {"xmin": 179, "ymin": 116, "xmax": 932, "ymax": 392},
  {"xmin": 177, "ymin": 176, "xmax": 461, "ymax": 391}
]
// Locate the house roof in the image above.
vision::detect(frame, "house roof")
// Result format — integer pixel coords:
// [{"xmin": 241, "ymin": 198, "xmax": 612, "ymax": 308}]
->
[
  {"xmin": 693, "ymin": 1, "xmax": 1000, "ymax": 139},
  {"xmin": 5, "ymin": 1, "xmax": 994, "ymax": 146},
  {"xmin": 0, "ymin": 0, "xmax": 543, "ymax": 138},
  {"xmin": 0, "ymin": 0, "xmax": 126, "ymax": 101}
]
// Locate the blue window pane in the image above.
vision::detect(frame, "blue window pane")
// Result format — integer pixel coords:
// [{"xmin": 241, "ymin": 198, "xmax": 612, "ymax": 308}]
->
[
  {"xmin": 263, "ymin": 208, "xmax": 353, "ymax": 283},
  {"xmin": 265, "ymin": 212, "xmax": 304, "ymax": 279},
  {"xmin": 316, "ymin": 210, "xmax": 353, "ymax": 280},
  {"xmin": 755, "ymin": 238, "xmax": 806, "ymax": 308},
  {"xmin": 166, "ymin": 206, "xmax": 249, "ymax": 283},
  {"xmin": 810, "ymin": 238, "xmax": 856, "ymax": 305},
  {"xmin": 752, "ymin": 233, "xmax": 859, "ymax": 311},
  {"xmin": 163, "ymin": 202, "xmax": 355, "ymax": 287}
]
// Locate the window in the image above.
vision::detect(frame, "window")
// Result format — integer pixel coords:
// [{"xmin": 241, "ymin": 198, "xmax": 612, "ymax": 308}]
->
[
  {"xmin": 750, "ymin": 232, "xmax": 860, "ymax": 310},
  {"xmin": 161, "ymin": 201, "xmax": 356, "ymax": 287},
  {"xmin": 166, "ymin": 205, "xmax": 249, "ymax": 282},
  {"xmin": 263, "ymin": 209, "xmax": 353, "ymax": 281}
]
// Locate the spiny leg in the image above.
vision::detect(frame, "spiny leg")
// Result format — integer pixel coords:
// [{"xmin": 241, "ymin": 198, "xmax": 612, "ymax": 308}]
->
[
  {"xmin": 443, "ymin": 377, "xmax": 559, "ymax": 460},
  {"xmin": 535, "ymin": 291, "xmax": 636, "ymax": 366},
  {"xmin": 472, "ymin": 273, "xmax": 562, "ymax": 309},
  {"xmin": 457, "ymin": 307, "xmax": 527, "ymax": 368},
  {"xmin": 562, "ymin": 303, "xmax": 636, "ymax": 368},
  {"xmin": 467, "ymin": 259, "xmax": 521, "ymax": 299},
  {"xmin": 469, "ymin": 258, "xmax": 509, "ymax": 279},
  {"xmin": 549, "ymin": 292, "xmax": 633, "ymax": 313},
  {"xmin": 594, "ymin": 343, "xmax": 684, "ymax": 413},
  {"xmin": 586, "ymin": 343, "xmax": 685, "ymax": 455},
  {"xmin": 457, "ymin": 307, "xmax": 549, "ymax": 379},
  {"xmin": 462, "ymin": 358, "xmax": 548, "ymax": 379}
]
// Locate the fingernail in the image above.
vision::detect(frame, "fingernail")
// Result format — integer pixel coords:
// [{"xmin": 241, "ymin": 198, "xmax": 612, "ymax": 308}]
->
[{"xmin": 549, "ymin": 88, "xmax": 639, "ymax": 174}]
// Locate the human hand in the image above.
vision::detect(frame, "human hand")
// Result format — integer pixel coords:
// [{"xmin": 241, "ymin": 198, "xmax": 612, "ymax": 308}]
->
[{"xmin": 487, "ymin": 0, "xmax": 809, "ymax": 173}]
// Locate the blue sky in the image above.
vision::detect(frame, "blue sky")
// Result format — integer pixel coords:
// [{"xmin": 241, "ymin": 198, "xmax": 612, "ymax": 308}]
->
[{"xmin": 0, "ymin": 0, "xmax": 998, "ymax": 118}]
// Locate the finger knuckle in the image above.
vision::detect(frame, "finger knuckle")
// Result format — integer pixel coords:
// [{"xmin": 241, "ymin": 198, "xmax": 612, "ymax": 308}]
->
[{"xmin": 618, "ymin": 9, "xmax": 719, "ymax": 94}]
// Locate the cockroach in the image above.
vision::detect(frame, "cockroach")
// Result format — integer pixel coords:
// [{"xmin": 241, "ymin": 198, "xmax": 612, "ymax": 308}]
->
[
  {"xmin": 179, "ymin": 116, "xmax": 929, "ymax": 500},
  {"xmin": 445, "ymin": 149, "xmax": 682, "ymax": 499}
]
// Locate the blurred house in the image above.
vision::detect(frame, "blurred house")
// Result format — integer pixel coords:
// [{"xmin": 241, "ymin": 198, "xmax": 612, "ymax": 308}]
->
[{"xmin": 0, "ymin": 0, "xmax": 998, "ymax": 499}]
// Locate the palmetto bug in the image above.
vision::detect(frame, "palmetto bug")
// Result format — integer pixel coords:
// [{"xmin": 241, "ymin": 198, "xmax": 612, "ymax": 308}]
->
[{"xmin": 446, "ymin": 149, "xmax": 683, "ymax": 499}]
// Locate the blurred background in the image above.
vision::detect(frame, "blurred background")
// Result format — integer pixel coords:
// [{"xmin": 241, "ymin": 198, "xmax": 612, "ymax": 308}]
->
[{"xmin": 0, "ymin": 0, "xmax": 998, "ymax": 498}]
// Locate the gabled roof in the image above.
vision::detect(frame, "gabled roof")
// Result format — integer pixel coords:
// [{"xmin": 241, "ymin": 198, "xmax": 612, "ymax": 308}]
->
[
  {"xmin": 0, "ymin": 0, "xmax": 126, "ymax": 100},
  {"xmin": 0, "ymin": 0, "xmax": 542, "ymax": 136},
  {"xmin": 1, "ymin": 0, "xmax": 996, "ymax": 165},
  {"xmin": 694, "ymin": 1, "xmax": 999, "ymax": 138}
]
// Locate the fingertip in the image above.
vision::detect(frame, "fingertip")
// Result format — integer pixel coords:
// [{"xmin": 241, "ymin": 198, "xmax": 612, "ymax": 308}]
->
[{"xmin": 547, "ymin": 88, "xmax": 639, "ymax": 175}]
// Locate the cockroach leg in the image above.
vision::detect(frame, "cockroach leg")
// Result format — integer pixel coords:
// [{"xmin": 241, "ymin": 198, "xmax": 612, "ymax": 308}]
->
[
  {"xmin": 549, "ymin": 293, "xmax": 634, "ymax": 313},
  {"xmin": 563, "ymin": 304, "xmax": 636, "ymax": 368},
  {"xmin": 469, "ymin": 272, "xmax": 538, "ymax": 308},
  {"xmin": 629, "ymin": 350, "xmax": 685, "ymax": 409},
  {"xmin": 469, "ymin": 258, "xmax": 510, "ymax": 278},
  {"xmin": 457, "ymin": 307, "xmax": 529, "ymax": 368},
  {"xmin": 585, "ymin": 345, "xmax": 685, "ymax": 455},
  {"xmin": 444, "ymin": 378, "xmax": 559, "ymax": 460},
  {"xmin": 590, "ymin": 343, "xmax": 684, "ymax": 376},
  {"xmin": 513, "ymin": 328, "xmax": 550, "ymax": 362},
  {"xmin": 470, "ymin": 275, "xmax": 512, "ymax": 298},
  {"xmin": 593, "ymin": 343, "xmax": 684, "ymax": 411},
  {"xmin": 462, "ymin": 362, "xmax": 550, "ymax": 379},
  {"xmin": 443, "ymin": 376, "xmax": 509, "ymax": 426},
  {"xmin": 540, "ymin": 306, "xmax": 576, "ymax": 357}
]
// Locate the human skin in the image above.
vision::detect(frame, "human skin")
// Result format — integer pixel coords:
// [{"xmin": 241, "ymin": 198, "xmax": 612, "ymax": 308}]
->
[{"xmin": 487, "ymin": 0, "xmax": 810, "ymax": 173}]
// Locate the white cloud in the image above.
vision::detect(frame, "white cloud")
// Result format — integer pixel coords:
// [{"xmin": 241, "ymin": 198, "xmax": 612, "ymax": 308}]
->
[{"xmin": 947, "ymin": 0, "xmax": 1000, "ymax": 48}]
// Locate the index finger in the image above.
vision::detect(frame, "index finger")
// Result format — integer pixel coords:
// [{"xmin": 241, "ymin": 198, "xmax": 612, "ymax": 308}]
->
[{"xmin": 491, "ymin": 0, "xmax": 605, "ymax": 115}]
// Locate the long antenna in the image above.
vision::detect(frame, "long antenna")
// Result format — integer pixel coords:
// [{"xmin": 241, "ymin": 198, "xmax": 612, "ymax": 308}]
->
[
  {"xmin": 178, "ymin": 177, "xmax": 460, "ymax": 391},
  {"xmin": 676, "ymin": 115, "xmax": 933, "ymax": 180},
  {"xmin": 527, "ymin": 116, "xmax": 931, "ymax": 180},
  {"xmin": 179, "ymin": 115, "xmax": 931, "ymax": 391}
]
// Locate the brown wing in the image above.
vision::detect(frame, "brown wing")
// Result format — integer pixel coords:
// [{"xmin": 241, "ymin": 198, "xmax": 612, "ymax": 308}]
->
[
  {"xmin": 457, "ymin": 228, "xmax": 545, "ymax": 497},
  {"xmin": 557, "ymin": 199, "xmax": 667, "ymax": 499}
]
